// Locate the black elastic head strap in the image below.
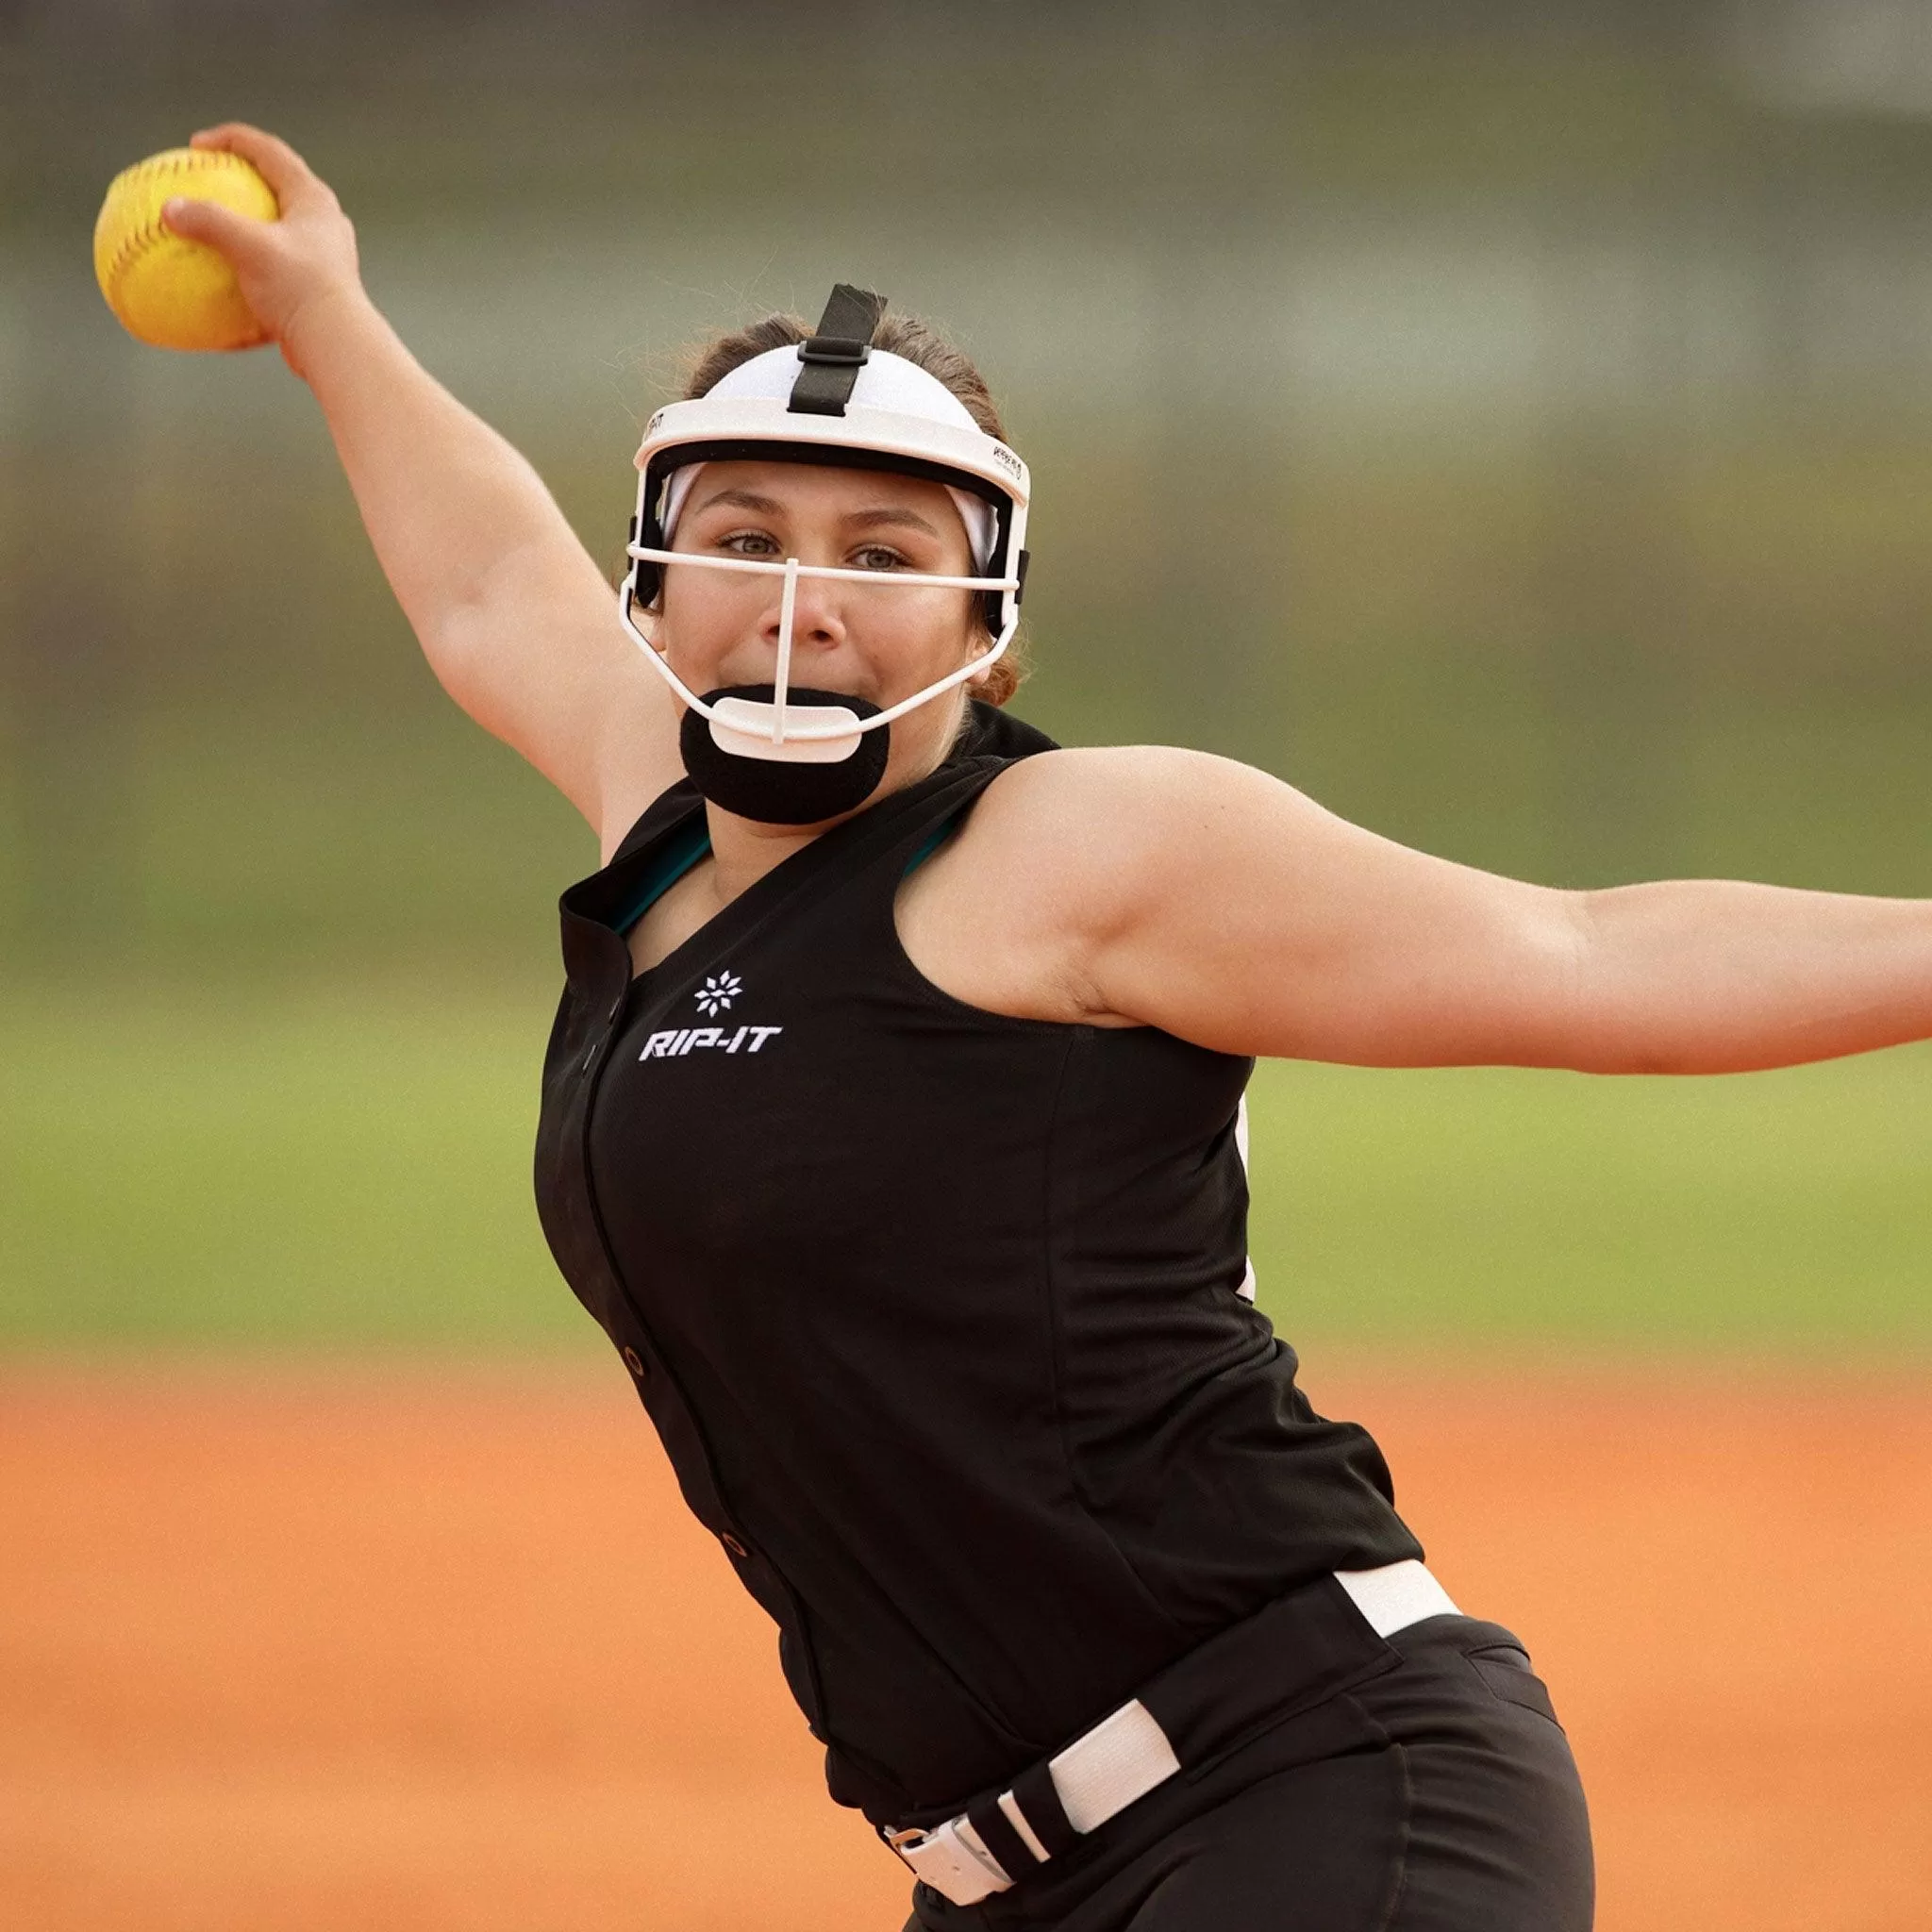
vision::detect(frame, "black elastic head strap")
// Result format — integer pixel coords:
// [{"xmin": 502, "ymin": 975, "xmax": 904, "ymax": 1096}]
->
[{"xmin": 789, "ymin": 283, "xmax": 888, "ymax": 416}]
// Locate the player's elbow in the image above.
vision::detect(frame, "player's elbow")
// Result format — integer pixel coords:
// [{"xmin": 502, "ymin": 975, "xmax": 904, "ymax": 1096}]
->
[
  {"xmin": 1555, "ymin": 889, "xmax": 1707, "ymax": 1075},
  {"xmin": 1464, "ymin": 887, "xmax": 1614, "ymax": 1072}
]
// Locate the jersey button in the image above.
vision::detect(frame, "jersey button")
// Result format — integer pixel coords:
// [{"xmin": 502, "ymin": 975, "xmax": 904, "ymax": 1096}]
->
[
  {"xmin": 721, "ymin": 1533, "xmax": 748, "ymax": 1558},
  {"xmin": 621, "ymin": 1345, "xmax": 646, "ymax": 1379}
]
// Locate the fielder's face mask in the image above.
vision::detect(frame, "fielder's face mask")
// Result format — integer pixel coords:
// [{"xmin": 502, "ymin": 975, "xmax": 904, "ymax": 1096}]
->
[{"xmin": 618, "ymin": 284, "xmax": 1031, "ymax": 824}]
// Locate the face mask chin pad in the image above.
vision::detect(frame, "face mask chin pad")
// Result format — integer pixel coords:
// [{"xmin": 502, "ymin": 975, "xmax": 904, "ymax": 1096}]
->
[{"xmin": 679, "ymin": 685, "xmax": 891, "ymax": 824}]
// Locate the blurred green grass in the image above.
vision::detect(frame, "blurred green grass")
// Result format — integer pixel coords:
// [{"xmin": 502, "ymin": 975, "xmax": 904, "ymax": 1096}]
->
[
  {"xmin": 0, "ymin": 982, "xmax": 583, "ymax": 1350},
  {"xmin": 1255, "ymin": 1050, "xmax": 1932, "ymax": 1352},
  {"xmin": 3, "ymin": 980, "xmax": 1925, "ymax": 1355}
]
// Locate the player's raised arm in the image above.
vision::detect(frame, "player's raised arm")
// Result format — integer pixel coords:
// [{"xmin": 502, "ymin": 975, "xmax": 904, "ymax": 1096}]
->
[{"xmin": 155, "ymin": 123, "xmax": 681, "ymax": 850}]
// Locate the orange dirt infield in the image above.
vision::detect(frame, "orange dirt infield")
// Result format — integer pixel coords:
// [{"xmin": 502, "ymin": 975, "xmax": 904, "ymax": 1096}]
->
[{"xmin": 3, "ymin": 1357, "xmax": 1928, "ymax": 1932}]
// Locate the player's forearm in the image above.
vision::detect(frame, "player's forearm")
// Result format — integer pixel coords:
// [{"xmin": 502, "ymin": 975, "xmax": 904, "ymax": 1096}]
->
[
  {"xmin": 285, "ymin": 286, "xmax": 600, "ymax": 679},
  {"xmin": 1572, "ymin": 878, "xmax": 1932, "ymax": 1073}
]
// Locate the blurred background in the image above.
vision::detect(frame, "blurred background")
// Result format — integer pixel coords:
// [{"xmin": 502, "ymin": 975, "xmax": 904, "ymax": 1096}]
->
[
  {"xmin": 5, "ymin": 0, "xmax": 1929, "ymax": 1355},
  {"xmin": 6, "ymin": 8, "xmax": 1932, "ymax": 1932}
]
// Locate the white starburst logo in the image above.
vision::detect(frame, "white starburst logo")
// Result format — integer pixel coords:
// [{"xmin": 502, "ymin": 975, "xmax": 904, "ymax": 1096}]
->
[{"xmin": 694, "ymin": 971, "xmax": 742, "ymax": 1017}]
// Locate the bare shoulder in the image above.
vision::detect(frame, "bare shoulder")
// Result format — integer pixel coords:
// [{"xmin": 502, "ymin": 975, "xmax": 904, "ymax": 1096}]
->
[
  {"xmin": 946, "ymin": 742, "xmax": 1291, "ymax": 914},
  {"xmin": 959, "ymin": 741, "xmax": 1254, "ymax": 836},
  {"xmin": 896, "ymin": 742, "xmax": 1279, "ymax": 1024}
]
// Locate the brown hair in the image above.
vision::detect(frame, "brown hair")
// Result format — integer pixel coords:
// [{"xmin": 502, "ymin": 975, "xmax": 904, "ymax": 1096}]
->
[{"xmin": 676, "ymin": 309, "xmax": 1027, "ymax": 707}]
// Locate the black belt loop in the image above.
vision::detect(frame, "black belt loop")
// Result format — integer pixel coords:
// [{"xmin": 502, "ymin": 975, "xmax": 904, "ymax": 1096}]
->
[
  {"xmin": 964, "ymin": 1798, "xmax": 1041, "ymax": 1880},
  {"xmin": 790, "ymin": 282, "xmax": 888, "ymax": 416},
  {"xmin": 1008, "ymin": 1758, "xmax": 1080, "ymax": 1859}
]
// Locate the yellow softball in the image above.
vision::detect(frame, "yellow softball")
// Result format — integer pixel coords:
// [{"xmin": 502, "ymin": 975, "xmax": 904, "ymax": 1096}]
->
[{"xmin": 93, "ymin": 147, "xmax": 279, "ymax": 352}]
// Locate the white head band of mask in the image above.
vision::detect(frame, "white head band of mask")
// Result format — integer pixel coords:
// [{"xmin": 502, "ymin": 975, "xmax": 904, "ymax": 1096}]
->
[{"xmin": 618, "ymin": 338, "xmax": 1029, "ymax": 767}]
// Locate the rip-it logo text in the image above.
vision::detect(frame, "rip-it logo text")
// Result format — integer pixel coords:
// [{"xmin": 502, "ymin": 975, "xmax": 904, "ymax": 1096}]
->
[
  {"xmin": 640, "ymin": 1023, "xmax": 782, "ymax": 1059},
  {"xmin": 639, "ymin": 973, "xmax": 782, "ymax": 1058}
]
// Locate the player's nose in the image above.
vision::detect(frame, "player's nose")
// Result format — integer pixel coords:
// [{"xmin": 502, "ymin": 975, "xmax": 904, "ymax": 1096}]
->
[{"xmin": 760, "ymin": 576, "xmax": 848, "ymax": 649}]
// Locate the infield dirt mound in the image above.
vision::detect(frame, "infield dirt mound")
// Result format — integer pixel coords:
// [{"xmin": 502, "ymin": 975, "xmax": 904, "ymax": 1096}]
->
[{"xmin": 3, "ymin": 1357, "xmax": 1927, "ymax": 1931}]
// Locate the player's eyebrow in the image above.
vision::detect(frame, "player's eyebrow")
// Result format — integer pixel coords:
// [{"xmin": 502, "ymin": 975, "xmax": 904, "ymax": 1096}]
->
[
  {"xmin": 844, "ymin": 507, "xmax": 941, "ymax": 538},
  {"xmin": 694, "ymin": 487, "xmax": 786, "ymax": 517}
]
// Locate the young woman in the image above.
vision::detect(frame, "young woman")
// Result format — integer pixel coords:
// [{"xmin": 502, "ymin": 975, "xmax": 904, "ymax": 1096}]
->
[{"xmin": 168, "ymin": 124, "xmax": 1932, "ymax": 1932}]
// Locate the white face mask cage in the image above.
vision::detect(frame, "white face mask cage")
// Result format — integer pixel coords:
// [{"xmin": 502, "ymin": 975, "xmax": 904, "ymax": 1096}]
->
[{"xmin": 617, "ymin": 384, "xmax": 1032, "ymax": 767}]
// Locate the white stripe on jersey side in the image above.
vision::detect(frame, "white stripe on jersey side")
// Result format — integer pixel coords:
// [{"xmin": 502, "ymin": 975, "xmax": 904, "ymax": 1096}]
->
[{"xmin": 1234, "ymin": 1093, "xmax": 1257, "ymax": 1303}]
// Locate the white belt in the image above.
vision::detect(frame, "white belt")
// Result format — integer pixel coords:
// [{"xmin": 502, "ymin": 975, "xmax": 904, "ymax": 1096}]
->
[{"xmin": 888, "ymin": 1559, "xmax": 1458, "ymax": 1907}]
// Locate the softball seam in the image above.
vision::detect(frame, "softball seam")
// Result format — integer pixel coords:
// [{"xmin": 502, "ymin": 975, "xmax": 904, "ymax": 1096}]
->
[{"xmin": 101, "ymin": 151, "xmax": 266, "ymax": 323}]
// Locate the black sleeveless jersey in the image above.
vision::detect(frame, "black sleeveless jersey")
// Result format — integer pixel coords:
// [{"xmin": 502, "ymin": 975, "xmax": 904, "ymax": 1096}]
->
[{"xmin": 532, "ymin": 704, "xmax": 1422, "ymax": 1824}]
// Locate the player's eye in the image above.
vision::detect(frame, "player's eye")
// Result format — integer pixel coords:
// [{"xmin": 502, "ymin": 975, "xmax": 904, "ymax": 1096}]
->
[
  {"xmin": 717, "ymin": 529, "xmax": 780, "ymax": 557},
  {"xmin": 852, "ymin": 543, "xmax": 910, "ymax": 572}
]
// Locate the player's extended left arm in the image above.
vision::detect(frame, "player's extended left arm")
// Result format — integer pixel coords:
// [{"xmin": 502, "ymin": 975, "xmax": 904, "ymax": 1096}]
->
[{"xmin": 1041, "ymin": 746, "xmax": 1932, "ymax": 1074}]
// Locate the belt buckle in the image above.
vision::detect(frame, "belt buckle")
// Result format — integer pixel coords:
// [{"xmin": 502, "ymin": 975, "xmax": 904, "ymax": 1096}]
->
[{"xmin": 884, "ymin": 1817, "xmax": 1013, "ymax": 1907}]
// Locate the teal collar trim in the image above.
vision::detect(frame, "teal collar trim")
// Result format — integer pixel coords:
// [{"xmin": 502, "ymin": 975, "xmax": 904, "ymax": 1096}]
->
[{"xmin": 613, "ymin": 814, "xmax": 711, "ymax": 938}]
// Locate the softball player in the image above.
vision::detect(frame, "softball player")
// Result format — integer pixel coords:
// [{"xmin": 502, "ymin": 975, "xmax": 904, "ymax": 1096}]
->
[{"xmin": 171, "ymin": 123, "xmax": 1932, "ymax": 1932}]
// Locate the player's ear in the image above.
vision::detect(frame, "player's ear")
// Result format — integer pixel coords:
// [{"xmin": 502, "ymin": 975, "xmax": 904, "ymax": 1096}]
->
[{"xmin": 963, "ymin": 619, "xmax": 997, "ymax": 681}]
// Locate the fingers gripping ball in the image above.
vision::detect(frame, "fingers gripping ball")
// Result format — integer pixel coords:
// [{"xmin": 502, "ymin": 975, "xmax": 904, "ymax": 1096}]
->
[{"xmin": 94, "ymin": 148, "xmax": 278, "ymax": 351}]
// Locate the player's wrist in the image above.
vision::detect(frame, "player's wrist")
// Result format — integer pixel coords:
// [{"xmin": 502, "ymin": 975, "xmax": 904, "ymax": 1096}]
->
[{"xmin": 278, "ymin": 280, "xmax": 388, "ymax": 388}]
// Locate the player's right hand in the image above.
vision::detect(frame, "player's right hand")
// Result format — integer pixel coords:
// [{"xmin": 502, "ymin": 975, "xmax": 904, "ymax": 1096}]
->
[{"xmin": 161, "ymin": 124, "xmax": 363, "ymax": 378}]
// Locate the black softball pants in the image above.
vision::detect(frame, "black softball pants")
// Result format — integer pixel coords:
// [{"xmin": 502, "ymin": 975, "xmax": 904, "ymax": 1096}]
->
[{"xmin": 902, "ymin": 1614, "xmax": 1594, "ymax": 1932}]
